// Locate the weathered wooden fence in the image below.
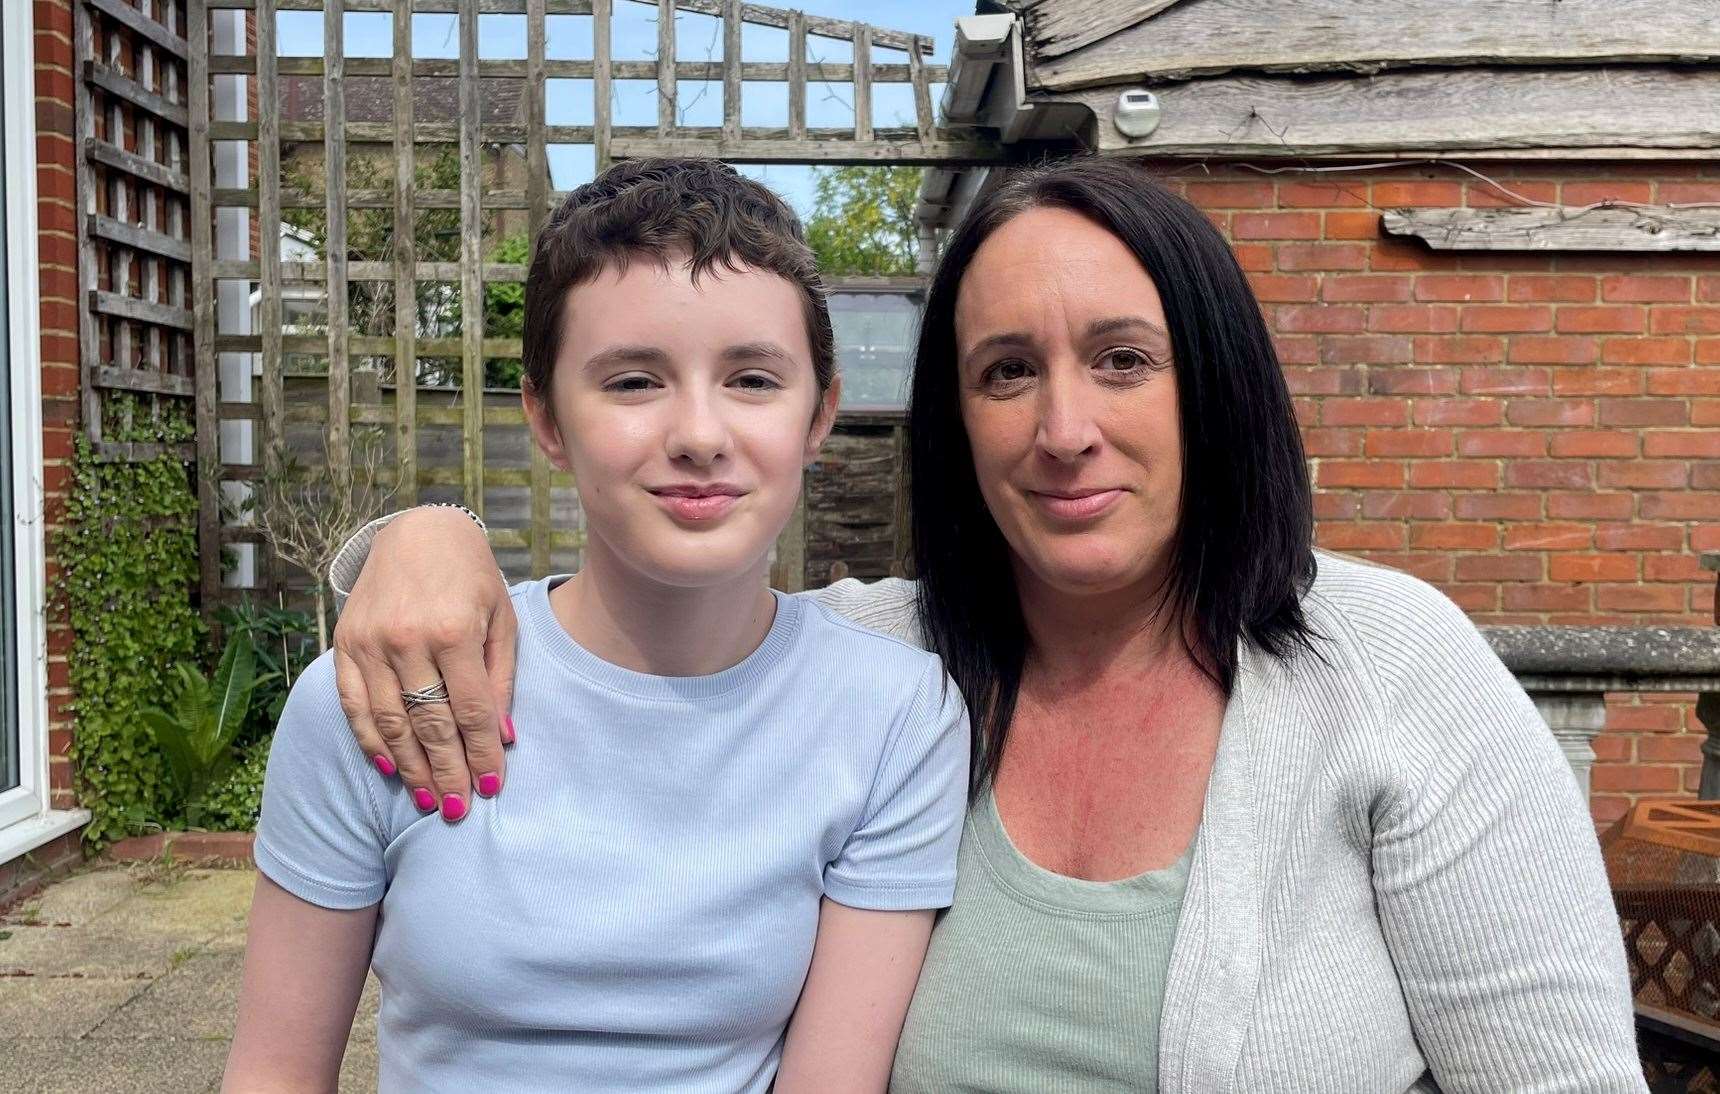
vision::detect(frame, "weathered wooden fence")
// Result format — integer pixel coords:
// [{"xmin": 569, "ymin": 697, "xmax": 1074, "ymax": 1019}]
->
[
  {"xmin": 275, "ymin": 373, "xmax": 908, "ymax": 591},
  {"xmin": 152, "ymin": 0, "xmax": 969, "ymax": 606}
]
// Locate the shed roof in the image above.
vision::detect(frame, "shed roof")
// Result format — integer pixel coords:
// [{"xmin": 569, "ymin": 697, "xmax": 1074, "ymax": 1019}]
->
[
  {"xmin": 1003, "ymin": 0, "xmax": 1720, "ymax": 92},
  {"xmin": 957, "ymin": 1, "xmax": 1720, "ymax": 158}
]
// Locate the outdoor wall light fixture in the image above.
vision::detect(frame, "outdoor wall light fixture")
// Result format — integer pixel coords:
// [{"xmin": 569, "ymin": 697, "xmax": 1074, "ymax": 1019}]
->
[{"xmin": 1113, "ymin": 88, "xmax": 1162, "ymax": 139}]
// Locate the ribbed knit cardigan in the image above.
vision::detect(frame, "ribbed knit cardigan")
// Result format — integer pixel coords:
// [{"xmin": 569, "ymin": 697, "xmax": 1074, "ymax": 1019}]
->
[
  {"xmin": 332, "ymin": 526, "xmax": 1644, "ymax": 1092},
  {"xmin": 816, "ymin": 551, "xmax": 1644, "ymax": 1093}
]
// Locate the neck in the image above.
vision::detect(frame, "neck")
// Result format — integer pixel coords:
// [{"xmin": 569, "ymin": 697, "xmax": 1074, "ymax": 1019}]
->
[
  {"xmin": 547, "ymin": 536, "xmax": 778, "ymax": 677},
  {"xmin": 1013, "ymin": 559, "xmax": 1196, "ymax": 692}
]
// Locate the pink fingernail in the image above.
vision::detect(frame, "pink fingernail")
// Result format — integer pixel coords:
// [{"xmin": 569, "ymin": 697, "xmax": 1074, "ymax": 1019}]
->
[
  {"xmin": 412, "ymin": 788, "xmax": 435, "ymax": 811},
  {"xmin": 372, "ymin": 755, "xmax": 397, "ymax": 778},
  {"xmin": 441, "ymin": 794, "xmax": 467, "ymax": 821},
  {"xmin": 477, "ymin": 772, "xmax": 501, "ymax": 797},
  {"xmin": 502, "ymin": 715, "xmax": 517, "ymax": 745}
]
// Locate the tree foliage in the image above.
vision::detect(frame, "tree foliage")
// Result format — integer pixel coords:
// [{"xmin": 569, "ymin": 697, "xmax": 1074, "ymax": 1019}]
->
[
  {"xmin": 281, "ymin": 146, "xmax": 527, "ymax": 388},
  {"xmin": 803, "ymin": 166, "xmax": 921, "ymax": 277}
]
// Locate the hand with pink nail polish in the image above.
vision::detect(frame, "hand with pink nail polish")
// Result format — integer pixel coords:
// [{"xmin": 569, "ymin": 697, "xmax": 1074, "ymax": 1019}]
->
[{"xmin": 331, "ymin": 506, "xmax": 521, "ymax": 825}]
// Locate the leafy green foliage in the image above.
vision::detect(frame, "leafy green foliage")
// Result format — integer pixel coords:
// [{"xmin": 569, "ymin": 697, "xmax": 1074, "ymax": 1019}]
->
[
  {"xmin": 214, "ymin": 598, "xmax": 318, "ymax": 741},
  {"xmin": 57, "ymin": 396, "xmax": 203, "ymax": 847},
  {"xmin": 139, "ymin": 629, "xmax": 275, "ymax": 825},
  {"xmin": 480, "ymin": 233, "xmax": 530, "ymax": 388},
  {"xmin": 281, "ymin": 147, "xmax": 529, "ymax": 388},
  {"xmin": 804, "ymin": 166, "xmax": 921, "ymax": 276},
  {"xmin": 190, "ymin": 738, "xmax": 272, "ymax": 832}
]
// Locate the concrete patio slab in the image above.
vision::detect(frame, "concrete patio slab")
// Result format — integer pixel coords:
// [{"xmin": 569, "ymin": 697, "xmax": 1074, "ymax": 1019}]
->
[
  {"xmin": 0, "ymin": 979, "xmax": 150, "ymax": 1039},
  {"xmin": 4, "ymin": 1036, "xmax": 233, "ymax": 1094},
  {"xmin": 1, "ymin": 863, "xmax": 380, "ymax": 1093}
]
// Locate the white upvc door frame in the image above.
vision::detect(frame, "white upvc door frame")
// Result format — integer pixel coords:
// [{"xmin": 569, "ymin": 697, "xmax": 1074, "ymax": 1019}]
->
[{"xmin": 0, "ymin": 0, "xmax": 89, "ymax": 862}]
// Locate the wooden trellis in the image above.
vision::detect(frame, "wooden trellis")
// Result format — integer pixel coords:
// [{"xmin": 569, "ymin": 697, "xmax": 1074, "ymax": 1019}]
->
[
  {"xmin": 165, "ymin": 0, "xmax": 994, "ymax": 605},
  {"xmin": 73, "ymin": 1, "xmax": 197, "ymax": 450}
]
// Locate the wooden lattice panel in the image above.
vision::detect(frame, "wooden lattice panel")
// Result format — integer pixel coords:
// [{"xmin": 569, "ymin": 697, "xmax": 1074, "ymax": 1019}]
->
[
  {"xmin": 181, "ymin": 0, "xmax": 975, "ymax": 599},
  {"xmin": 1627, "ymin": 801, "xmax": 1720, "ymax": 859},
  {"xmin": 74, "ymin": 0, "xmax": 197, "ymax": 447}
]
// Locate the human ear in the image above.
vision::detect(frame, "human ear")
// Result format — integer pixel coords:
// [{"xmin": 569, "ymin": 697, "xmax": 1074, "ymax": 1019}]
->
[
  {"xmin": 804, "ymin": 375, "xmax": 841, "ymax": 465},
  {"xmin": 521, "ymin": 380, "xmax": 572, "ymax": 472}
]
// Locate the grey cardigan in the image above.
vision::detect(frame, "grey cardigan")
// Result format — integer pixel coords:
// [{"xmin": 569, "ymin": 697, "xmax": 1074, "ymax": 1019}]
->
[
  {"xmin": 331, "ymin": 526, "xmax": 1643, "ymax": 1091},
  {"xmin": 815, "ymin": 551, "xmax": 1643, "ymax": 1093}
]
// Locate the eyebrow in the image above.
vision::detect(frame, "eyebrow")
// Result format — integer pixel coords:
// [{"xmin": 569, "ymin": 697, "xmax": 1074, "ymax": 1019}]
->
[
  {"xmin": 720, "ymin": 341, "xmax": 793, "ymax": 364},
  {"xmin": 586, "ymin": 344, "xmax": 670, "ymax": 370},
  {"xmin": 963, "ymin": 316, "xmax": 1170, "ymax": 361},
  {"xmin": 584, "ymin": 341, "xmax": 794, "ymax": 371},
  {"xmin": 1087, "ymin": 316, "xmax": 1171, "ymax": 341},
  {"xmin": 964, "ymin": 331, "xmax": 1036, "ymax": 361}
]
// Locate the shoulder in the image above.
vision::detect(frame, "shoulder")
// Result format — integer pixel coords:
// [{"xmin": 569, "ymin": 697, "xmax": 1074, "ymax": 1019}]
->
[
  {"xmin": 1294, "ymin": 550, "xmax": 1533, "ymax": 743},
  {"xmin": 793, "ymin": 591, "xmax": 946, "ymax": 702},
  {"xmin": 267, "ymin": 650, "xmax": 372, "ymax": 777},
  {"xmin": 275, "ymin": 649, "xmax": 352, "ymax": 740},
  {"xmin": 260, "ymin": 649, "xmax": 390, "ymax": 832},
  {"xmin": 799, "ymin": 577, "xmax": 925, "ymax": 649},
  {"xmin": 1302, "ymin": 549, "xmax": 1490, "ymax": 669}
]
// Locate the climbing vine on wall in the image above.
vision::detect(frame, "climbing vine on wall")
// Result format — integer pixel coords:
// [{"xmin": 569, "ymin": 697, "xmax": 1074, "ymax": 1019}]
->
[{"xmin": 55, "ymin": 396, "xmax": 204, "ymax": 847}]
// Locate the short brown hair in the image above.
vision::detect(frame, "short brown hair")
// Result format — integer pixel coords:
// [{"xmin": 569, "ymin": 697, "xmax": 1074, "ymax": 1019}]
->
[{"xmin": 522, "ymin": 158, "xmax": 835, "ymax": 397}]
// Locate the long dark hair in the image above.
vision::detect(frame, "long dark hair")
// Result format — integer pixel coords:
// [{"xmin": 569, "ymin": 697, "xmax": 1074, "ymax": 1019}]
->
[{"xmin": 909, "ymin": 157, "xmax": 1317, "ymax": 792}]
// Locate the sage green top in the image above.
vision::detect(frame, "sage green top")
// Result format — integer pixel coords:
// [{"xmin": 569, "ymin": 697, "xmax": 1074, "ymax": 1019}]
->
[{"xmin": 889, "ymin": 787, "xmax": 1191, "ymax": 1093}]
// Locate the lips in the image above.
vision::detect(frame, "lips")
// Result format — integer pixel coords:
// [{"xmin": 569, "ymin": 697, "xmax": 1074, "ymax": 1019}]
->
[
  {"xmin": 648, "ymin": 483, "xmax": 746, "ymax": 522},
  {"xmin": 1027, "ymin": 487, "xmax": 1125, "ymax": 521}
]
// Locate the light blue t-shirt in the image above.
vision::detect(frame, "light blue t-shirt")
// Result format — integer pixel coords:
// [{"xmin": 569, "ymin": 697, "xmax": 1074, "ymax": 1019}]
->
[{"xmin": 254, "ymin": 577, "xmax": 969, "ymax": 1093}]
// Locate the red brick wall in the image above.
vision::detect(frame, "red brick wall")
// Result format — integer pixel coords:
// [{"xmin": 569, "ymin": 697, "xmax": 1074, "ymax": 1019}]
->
[
  {"xmin": 1155, "ymin": 159, "xmax": 1720, "ymax": 825},
  {"xmin": 33, "ymin": 0, "xmax": 79, "ymax": 810}
]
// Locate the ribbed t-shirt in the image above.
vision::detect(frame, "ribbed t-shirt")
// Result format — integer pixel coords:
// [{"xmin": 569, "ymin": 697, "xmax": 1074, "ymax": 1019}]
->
[{"xmin": 254, "ymin": 576, "xmax": 969, "ymax": 1093}]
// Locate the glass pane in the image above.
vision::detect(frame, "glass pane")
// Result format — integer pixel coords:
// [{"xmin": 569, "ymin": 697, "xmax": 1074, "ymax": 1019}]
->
[
  {"xmin": 830, "ymin": 292, "xmax": 917, "ymax": 410},
  {"xmin": 0, "ymin": 21, "xmax": 18, "ymax": 796}
]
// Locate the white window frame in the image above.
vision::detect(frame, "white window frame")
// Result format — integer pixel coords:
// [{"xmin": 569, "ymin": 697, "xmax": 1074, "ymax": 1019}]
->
[{"xmin": 0, "ymin": 0, "xmax": 89, "ymax": 861}]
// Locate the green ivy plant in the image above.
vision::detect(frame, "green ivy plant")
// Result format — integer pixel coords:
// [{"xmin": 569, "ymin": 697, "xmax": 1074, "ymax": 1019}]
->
[{"xmin": 56, "ymin": 395, "xmax": 204, "ymax": 847}]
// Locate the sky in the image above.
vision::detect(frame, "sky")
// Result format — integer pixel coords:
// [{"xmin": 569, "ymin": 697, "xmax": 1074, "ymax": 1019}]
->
[{"xmin": 274, "ymin": 0, "xmax": 978, "ymax": 215}]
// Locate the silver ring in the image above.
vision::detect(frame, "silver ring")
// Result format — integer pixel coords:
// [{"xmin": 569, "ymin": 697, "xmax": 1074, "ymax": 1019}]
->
[{"xmin": 400, "ymin": 679, "xmax": 450, "ymax": 711}]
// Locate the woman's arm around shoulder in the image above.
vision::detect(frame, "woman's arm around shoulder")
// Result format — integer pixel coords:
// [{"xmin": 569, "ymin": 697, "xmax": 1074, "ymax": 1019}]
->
[
  {"xmin": 329, "ymin": 505, "xmax": 517, "ymax": 819},
  {"xmin": 1320, "ymin": 563, "xmax": 1644, "ymax": 1092},
  {"xmin": 809, "ymin": 576, "xmax": 925, "ymax": 649}
]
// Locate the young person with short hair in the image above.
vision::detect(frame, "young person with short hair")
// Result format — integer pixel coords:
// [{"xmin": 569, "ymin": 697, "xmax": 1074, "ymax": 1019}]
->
[{"xmin": 223, "ymin": 159, "xmax": 969, "ymax": 1093}]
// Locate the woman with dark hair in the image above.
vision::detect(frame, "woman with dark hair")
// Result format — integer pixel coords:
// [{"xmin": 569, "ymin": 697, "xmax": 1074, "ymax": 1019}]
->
[{"xmin": 324, "ymin": 158, "xmax": 1642, "ymax": 1091}]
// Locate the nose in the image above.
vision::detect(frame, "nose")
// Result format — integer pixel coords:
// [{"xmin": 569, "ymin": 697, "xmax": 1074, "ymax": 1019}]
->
[
  {"xmin": 1034, "ymin": 364, "xmax": 1102, "ymax": 462},
  {"xmin": 665, "ymin": 388, "xmax": 730, "ymax": 466}
]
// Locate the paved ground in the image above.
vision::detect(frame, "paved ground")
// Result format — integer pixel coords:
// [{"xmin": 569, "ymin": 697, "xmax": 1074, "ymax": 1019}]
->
[{"xmin": 1, "ymin": 862, "xmax": 380, "ymax": 1093}]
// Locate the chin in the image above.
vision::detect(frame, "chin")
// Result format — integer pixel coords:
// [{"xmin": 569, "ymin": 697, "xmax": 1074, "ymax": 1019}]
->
[
  {"xmin": 1021, "ymin": 544, "xmax": 1156, "ymax": 598},
  {"xmin": 621, "ymin": 536, "xmax": 772, "ymax": 590}
]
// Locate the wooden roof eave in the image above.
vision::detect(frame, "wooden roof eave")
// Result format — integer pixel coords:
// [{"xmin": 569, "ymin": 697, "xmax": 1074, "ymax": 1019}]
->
[
  {"xmin": 1017, "ymin": 0, "xmax": 1720, "ymax": 92},
  {"xmin": 1048, "ymin": 64, "xmax": 1720, "ymax": 159}
]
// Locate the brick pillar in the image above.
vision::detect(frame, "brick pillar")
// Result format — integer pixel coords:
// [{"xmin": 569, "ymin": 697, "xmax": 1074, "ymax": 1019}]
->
[{"xmin": 34, "ymin": 0, "xmax": 81, "ymax": 809}]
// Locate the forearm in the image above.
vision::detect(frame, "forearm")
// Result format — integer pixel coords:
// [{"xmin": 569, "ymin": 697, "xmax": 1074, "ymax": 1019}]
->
[
  {"xmin": 328, "ymin": 504, "xmax": 495, "ymax": 612},
  {"xmin": 224, "ymin": 875, "xmax": 377, "ymax": 1092}
]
